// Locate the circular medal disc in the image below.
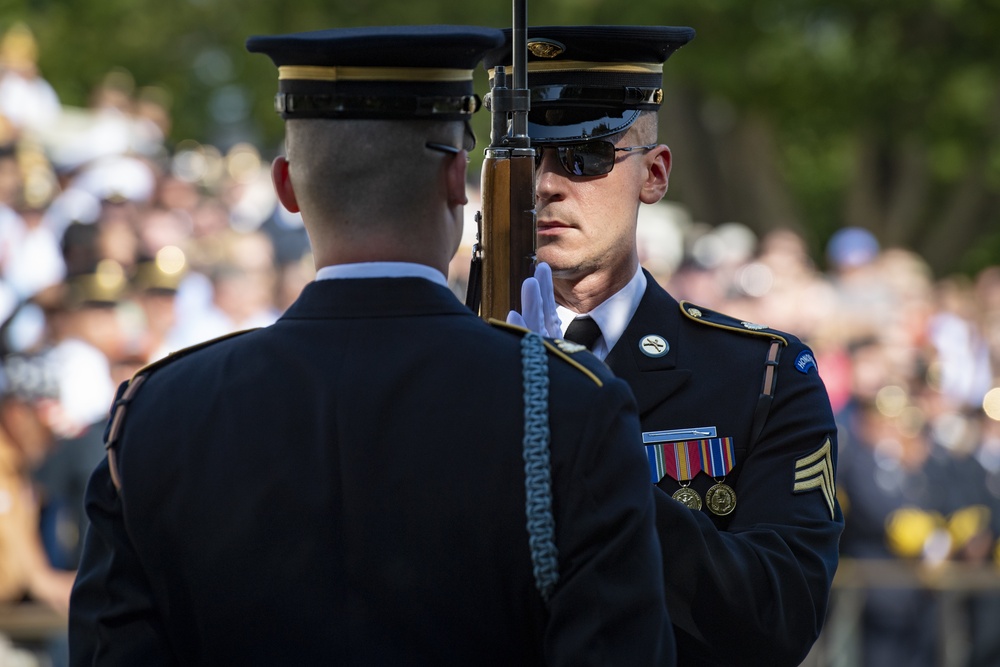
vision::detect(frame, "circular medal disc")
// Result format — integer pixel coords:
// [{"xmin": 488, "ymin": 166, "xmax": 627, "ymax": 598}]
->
[
  {"xmin": 706, "ymin": 483, "xmax": 737, "ymax": 516},
  {"xmin": 672, "ymin": 486, "xmax": 702, "ymax": 511}
]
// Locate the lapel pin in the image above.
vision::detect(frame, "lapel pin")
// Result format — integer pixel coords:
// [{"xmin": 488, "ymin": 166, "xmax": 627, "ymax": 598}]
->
[{"xmin": 639, "ymin": 334, "xmax": 669, "ymax": 358}]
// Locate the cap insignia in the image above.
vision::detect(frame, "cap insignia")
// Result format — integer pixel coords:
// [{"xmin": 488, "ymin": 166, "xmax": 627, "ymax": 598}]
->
[{"xmin": 527, "ymin": 39, "xmax": 565, "ymax": 59}]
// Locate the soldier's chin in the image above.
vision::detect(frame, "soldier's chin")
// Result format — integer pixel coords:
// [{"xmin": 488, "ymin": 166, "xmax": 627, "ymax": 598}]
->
[
  {"xmin": 536, "ymin": 252, "xmax": 580, "ymax": 281},
  {"xmin": 535, "ymin": 244, "xmax": 559, "ymax": 267}
]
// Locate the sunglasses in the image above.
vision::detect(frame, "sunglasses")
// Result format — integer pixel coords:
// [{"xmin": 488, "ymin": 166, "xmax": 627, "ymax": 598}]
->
[{"xmin": 535, "ymin": 141, "xmax": 658, "ymax": 177}]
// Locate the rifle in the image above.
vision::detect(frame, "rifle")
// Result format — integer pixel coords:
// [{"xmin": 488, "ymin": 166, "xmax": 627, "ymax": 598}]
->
[{"xmin": 466, "ymin": 0, "xmax": 535, "ymax": 321}]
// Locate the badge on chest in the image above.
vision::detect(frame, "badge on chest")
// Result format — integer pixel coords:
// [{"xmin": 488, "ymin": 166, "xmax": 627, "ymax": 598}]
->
[{"xmin": 643, "ymin": 426, "xmax": 738, "ymax": 516}]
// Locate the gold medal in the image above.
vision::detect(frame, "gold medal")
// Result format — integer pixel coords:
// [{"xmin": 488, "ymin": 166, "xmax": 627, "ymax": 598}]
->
[
  {"xmin": 706, "ymin": 482, "xmax": 736, "ymax": 516},
  {"xmin": 672, "ymin": 485, "xmax": 702, "ymax": 510}
]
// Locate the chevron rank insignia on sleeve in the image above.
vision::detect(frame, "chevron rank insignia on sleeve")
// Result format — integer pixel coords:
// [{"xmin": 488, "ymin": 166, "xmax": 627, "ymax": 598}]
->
[{"xmin": 793, "ymin": 437, "xmax": 836, "ymax": 520}]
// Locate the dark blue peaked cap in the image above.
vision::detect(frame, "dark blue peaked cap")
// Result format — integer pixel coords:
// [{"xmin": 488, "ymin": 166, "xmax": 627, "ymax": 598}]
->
[
  {"xmin": 482, "ymin": 25, "xmax": 695, "ymax": 143},
  {"xmin": 246, "ymin": 25, "xmax": 505, "ymax": 121}
]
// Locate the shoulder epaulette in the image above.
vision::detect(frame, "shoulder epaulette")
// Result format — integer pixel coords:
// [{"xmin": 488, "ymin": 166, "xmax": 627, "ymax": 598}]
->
[
  {"xmin": 132, "ymin": 328, "xmax": 260, "ymax": 379},
  {"xmin": 679, "ymin": 301, "xmax": 788, "ymax": 346},
  {"xmin": 488, "ymin": 318, "xmax": 603, "ymax": 387},
  {"xmin": 105, "ymin": 328, "xmax": 258, "ymax": 491}
]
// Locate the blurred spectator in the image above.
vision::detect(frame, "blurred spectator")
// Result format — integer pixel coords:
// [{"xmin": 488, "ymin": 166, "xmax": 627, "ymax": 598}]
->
[
  {"xmin": 134, "ymin": 206, "xmax": 190, "ymax": 260},
  {"xmin": 741, "ymin": 228, "xmax": 839, "ymax": 338},
  {"xmin": 189, "ymin": 195, "xmax": 231, "ymax": 239},
  {"xmin": 0, "ymin": 145, "xmax": 65, "ymax": 324},
  {"xmin": 837, "ymin": 387, "xmax": 985, "ymax": 666},
  {"xmin": 0, "ymin": 350, "xmax": 76, "ymax": 613},
  {"xmin": 129, "ymin": 250, "xmax": 186, "ymax": 363},
  {"xmin": 826, "ymin": 226, "xmax": 890, "ymax": 341},
  {"xmin": 976, "ymin": 267, "xmax": 1000, "ymax": 381},
  {"xmin": 666, "ymin": 221, "xmax": 757, "ymax": 309},
  {"xmin": 32, "ymin": 266, "xmax": 124, "ymax": 571},
  {"xmin": 959, "ymin": 411, "xmax": 1000, "ymax": 667},
  {"xmin": 131, "ymin": 86, "xmax": 173, "ymax": 158},
  {"xmin": 168, "ymin": 228, "xmax": 280, "ymax": 349},
  {"xmin": 155, "ymin": 172, "xmax": 201, "ymax": 215},
  {"xmin": 929, "ymin": 276, "xmax": 993, "ymax": 409},
  {"xmin": 0, "ymin": 23, "xmax": 61, "ymax": 141}
]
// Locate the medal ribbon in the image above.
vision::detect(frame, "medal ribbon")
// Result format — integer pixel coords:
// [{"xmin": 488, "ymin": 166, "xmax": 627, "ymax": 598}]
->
[
  {"xmin": 698, "ymin": 437, "xmax": 735, "ymax": 478},
  {"xmin": 646, "ymin": 441, "xmax": 703, "ymax": 484}
]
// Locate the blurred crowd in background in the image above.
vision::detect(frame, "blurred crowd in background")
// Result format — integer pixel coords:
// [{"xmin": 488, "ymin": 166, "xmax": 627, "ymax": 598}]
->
[{"xmin": 2, "ymin": 20, "xmax": 1000, "ymax": 667}]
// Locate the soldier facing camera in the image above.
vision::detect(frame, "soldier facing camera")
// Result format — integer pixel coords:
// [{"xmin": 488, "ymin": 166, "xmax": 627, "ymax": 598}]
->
[{"xmin": 489, "ymin": 25, "xmax": 844, "ymax": 666}]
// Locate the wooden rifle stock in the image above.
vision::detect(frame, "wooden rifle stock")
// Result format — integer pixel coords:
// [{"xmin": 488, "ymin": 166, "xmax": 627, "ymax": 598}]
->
[
  {"xmin": 468, "ymin": 0, "xmax": 535, "ymax": 322},
  {"xmin": 479, "ymin": 151, "xmax": 535, "ymax": 321}
]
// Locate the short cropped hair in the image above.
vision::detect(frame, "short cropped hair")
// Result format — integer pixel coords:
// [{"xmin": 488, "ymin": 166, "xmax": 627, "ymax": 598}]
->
[{"xmin": 284, "ymin": 119, "xmax": 465, "ymax": 234}]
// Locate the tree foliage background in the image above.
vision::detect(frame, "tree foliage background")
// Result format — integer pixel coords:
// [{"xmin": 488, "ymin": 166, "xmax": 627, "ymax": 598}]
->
[{"xmin": 5, "ymin": 0, "xmax": 1000, "ymax": 275}]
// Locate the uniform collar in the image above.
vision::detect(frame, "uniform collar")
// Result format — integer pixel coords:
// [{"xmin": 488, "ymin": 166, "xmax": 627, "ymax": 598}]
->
[
  {"xmin": 284, "ymin": 274, "xmax": 469, "ymax": 321},
  {"xmin": 316, "ymin": 262, "xmax": 449, "ymax": 288},
  {"xmin": 605, "ymin": 272, "xmax": 691, "ymax": 416}
]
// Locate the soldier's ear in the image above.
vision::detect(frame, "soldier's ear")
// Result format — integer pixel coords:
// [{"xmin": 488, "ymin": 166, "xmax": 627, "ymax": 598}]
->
[
  {"xmin": 271, "ymin": 156, "xmax": 300, "ymax": 213},
  {"xmin": 445, "ymin": 150, "xmax": 469, "ymax": 207},
  {"xmin": 639, "ymin": 145, "xmax": 671, "ymax": 205}
]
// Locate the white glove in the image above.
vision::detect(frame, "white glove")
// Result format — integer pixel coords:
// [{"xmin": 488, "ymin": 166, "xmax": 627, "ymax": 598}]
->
[{"xmin": 506, "ymin": 262, "xmax": 562, "ymax": 338}]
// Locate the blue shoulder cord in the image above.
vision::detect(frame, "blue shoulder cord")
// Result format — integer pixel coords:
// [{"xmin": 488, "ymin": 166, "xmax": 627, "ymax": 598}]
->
[{"xmin": 521, "ymin": 332, "xmax": 558, "ymax": 602}]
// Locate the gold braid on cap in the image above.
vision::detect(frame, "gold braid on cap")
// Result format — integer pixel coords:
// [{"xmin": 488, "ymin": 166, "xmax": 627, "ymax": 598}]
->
[
  {"xmin": 489, "ymin": 61, "xmax": 663, "ymax": 78},
  {"xmin": 279, "ymin": 65, "xmax": 473, "ymax": 82}
]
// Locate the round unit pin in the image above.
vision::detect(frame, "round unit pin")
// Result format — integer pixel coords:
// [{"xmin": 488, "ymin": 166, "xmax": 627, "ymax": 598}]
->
[{"xmin": 639, "ymin": 334, "xmax": 669, "ymax": 358}]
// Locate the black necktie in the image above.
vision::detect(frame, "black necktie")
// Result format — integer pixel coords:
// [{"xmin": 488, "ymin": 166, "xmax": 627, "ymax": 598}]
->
[{"xmin": 564, "ymin": 316, "xmax": 602, "ymax": 351}]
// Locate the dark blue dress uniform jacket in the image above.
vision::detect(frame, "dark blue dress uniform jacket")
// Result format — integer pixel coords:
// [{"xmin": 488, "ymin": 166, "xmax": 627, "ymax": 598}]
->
[
  {"xmin": 605, "ymin": 271, "xmax": 844, "ymax": 667},
  {"xmin": 68, "ymin": 277, "xmax": 673, "ymax": 666}
]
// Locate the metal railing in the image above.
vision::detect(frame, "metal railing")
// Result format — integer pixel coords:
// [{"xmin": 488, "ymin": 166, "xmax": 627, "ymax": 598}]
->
[{"xmin": 803, "ymin": 558, "xmax": 1000, "ymax": 667}]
